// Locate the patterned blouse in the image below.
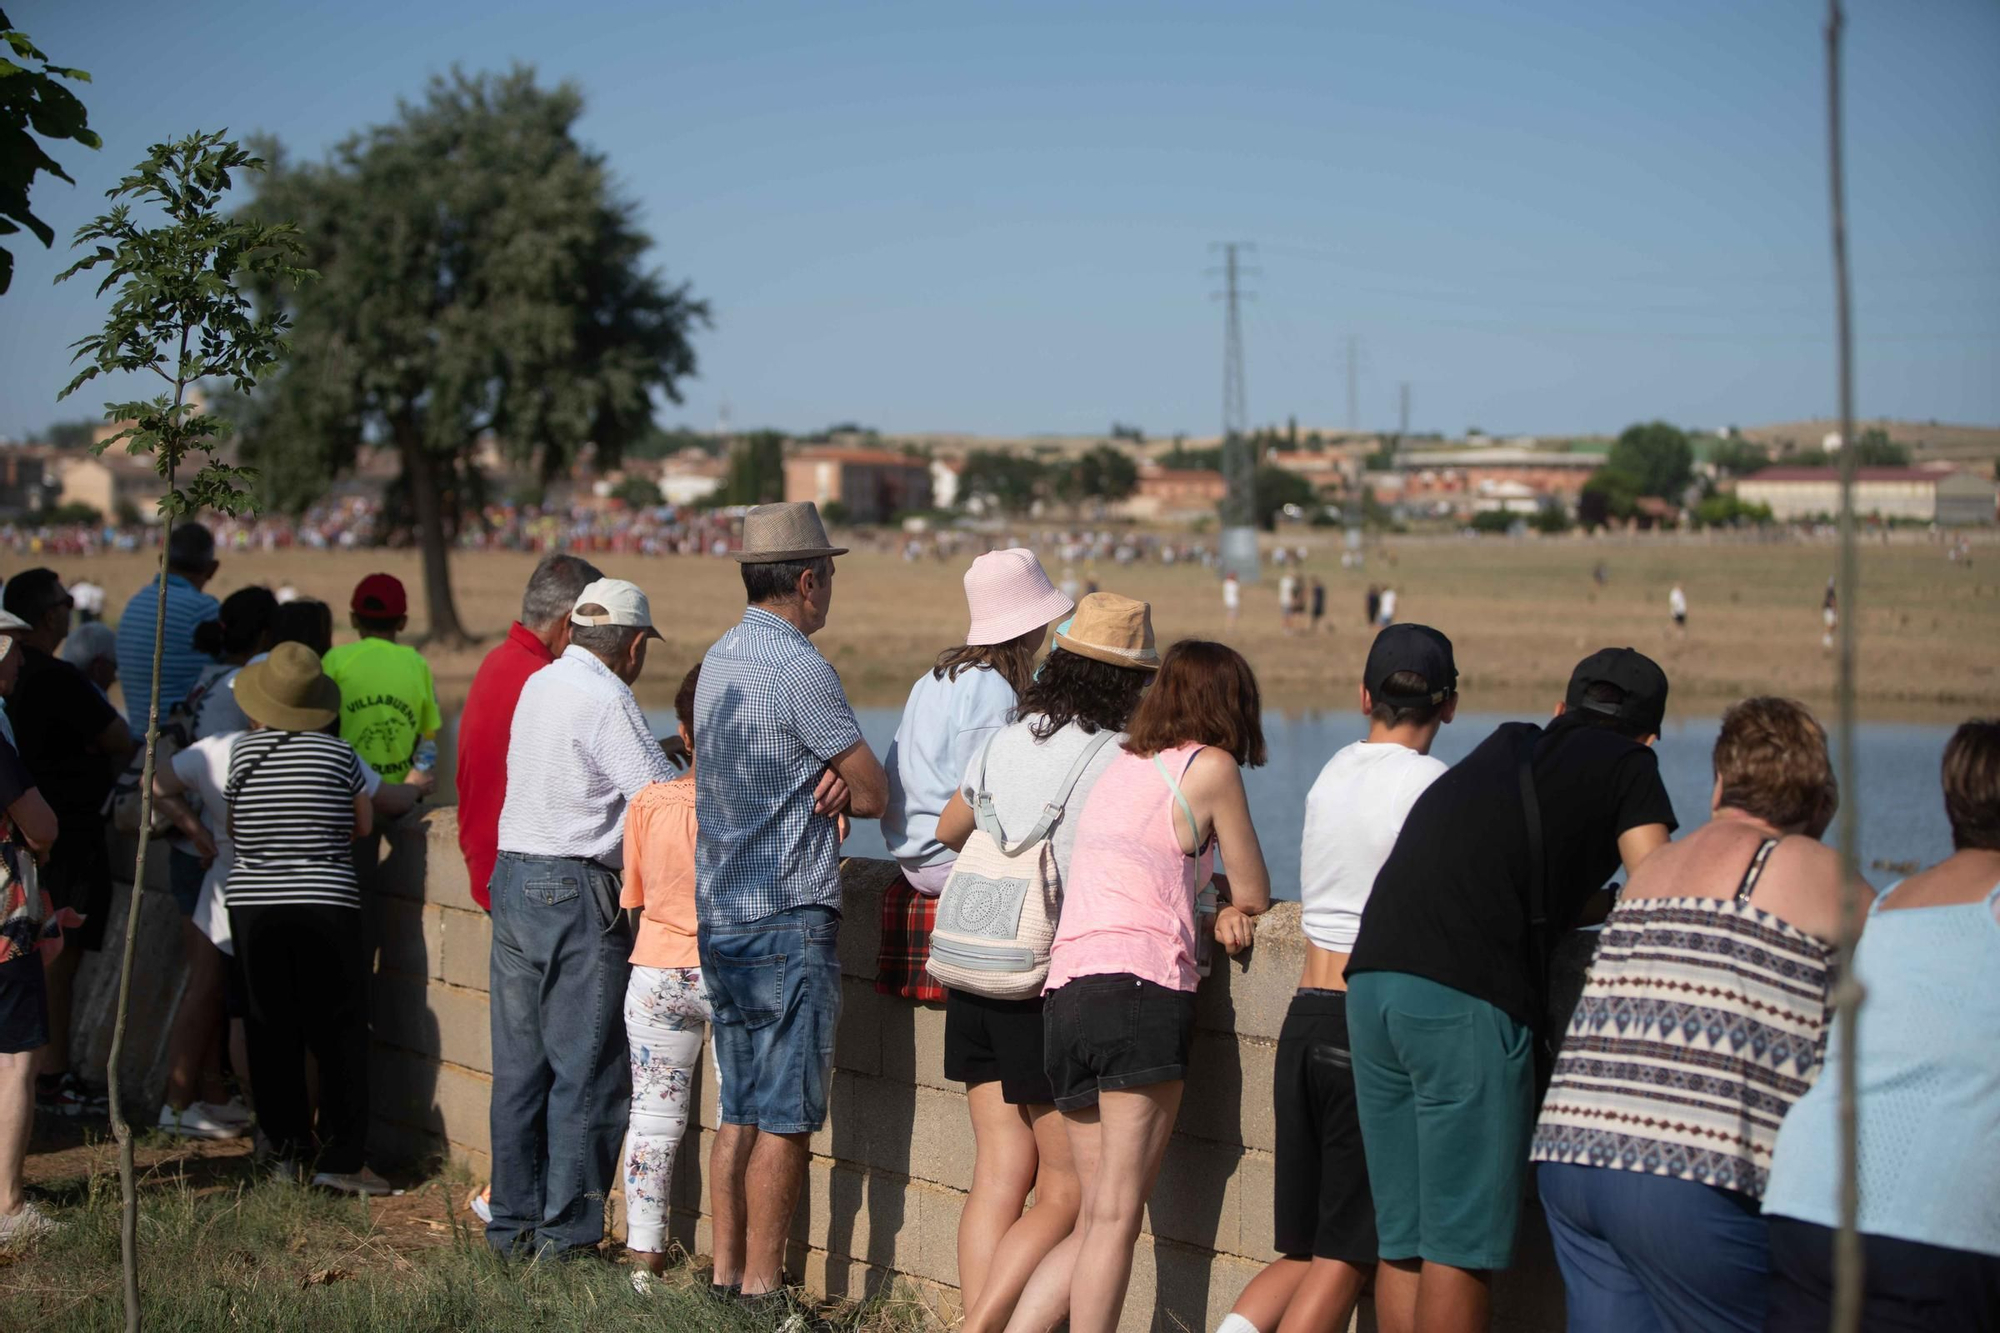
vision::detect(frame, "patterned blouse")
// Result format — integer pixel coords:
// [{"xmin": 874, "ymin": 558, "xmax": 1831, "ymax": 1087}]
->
[{"xmin": 1531, "ymin": 839, "xmax": 1837, "ymax": 1197}]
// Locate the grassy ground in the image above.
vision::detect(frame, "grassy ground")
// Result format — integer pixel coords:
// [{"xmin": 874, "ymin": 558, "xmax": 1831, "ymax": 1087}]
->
[
  {"xmin": 48, "ymin": 529, "xmax": 2000, "ymax": 718},
  {"xmin": 0, "ymin": 1130, "xmax": 935, "ymax": 1331}
]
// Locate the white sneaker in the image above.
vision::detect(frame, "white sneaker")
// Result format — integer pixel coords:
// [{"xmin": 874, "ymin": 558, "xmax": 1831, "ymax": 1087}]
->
[
  {"xmin": 468, "ymin": 1185, "xmax": 493, "ymax": 1225},
  {"xmin": 311, "ymin": 1167, "xmax": 397, "ymax": 1197},
  {"xmin": 158, "ymin": 1102, "xmax": 248, "ymax": 1140},
  {"xmin": 204, "ymin": 1097, "xmax": 254, "ymax": 1126},
  {"xmin": 0, "ymin": 1201, "xmax": 60, "ymax": 1247}
]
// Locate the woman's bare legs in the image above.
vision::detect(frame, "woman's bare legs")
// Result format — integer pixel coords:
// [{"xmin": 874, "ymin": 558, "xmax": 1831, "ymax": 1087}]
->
[
  {"xmin": 959, "ymin": 1082, "xmax": 1039, "ymax": 1315},
  {"xmin": 162, "ymin": 921, "xmax": 227, "ymax": 1110},
  {"xmin": 1065, "ymin": 1083, "xmax": 1182, "ymax": 1333},
  {"xmin": 1001, "ymin": 1105, "xmax": 1102, "ymax": 1333},
  {"xmin": 964, "ymin": 1102, "xmax": 1081, "ymax": 1333}
]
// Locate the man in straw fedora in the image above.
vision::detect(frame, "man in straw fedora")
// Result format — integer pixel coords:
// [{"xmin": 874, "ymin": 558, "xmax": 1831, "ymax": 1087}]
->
[
  {"xmin": 694, "ymin": 502, "xmax": 887, "ymax": 1311},
  {"xmin": 486, "ymin": 578, "xmax": 679, "ymax": 1258}
]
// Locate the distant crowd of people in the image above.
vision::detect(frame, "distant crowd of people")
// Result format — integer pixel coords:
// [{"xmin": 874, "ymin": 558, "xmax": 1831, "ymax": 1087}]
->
[{"xmin": 1, "ymin": 503, "xmax": 1996, "ymax": 1333}]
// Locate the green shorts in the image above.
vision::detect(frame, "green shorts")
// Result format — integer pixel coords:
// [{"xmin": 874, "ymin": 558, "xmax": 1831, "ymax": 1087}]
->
[{"xmin": 1346, "ymin": 971, "xmax": 1535, "ymax": 1271}]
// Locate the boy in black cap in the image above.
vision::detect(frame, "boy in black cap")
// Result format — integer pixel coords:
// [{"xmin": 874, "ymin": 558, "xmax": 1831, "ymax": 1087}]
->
[
  {"xmin": 1224, "ymin": 624, "xmax": 1458, "ymax": 1333},
  {"xmin": 1344, "ymin": 647, "xmax": 1678, "ymax": 1333}
]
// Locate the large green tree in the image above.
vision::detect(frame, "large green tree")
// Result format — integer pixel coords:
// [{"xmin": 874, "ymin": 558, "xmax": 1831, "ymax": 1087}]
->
[
  {"xmin": 242, "ymin": 68, "xmax": 709, "ymax": 642},
  {"xmin": 1051, "ymin": 444, "xmax": 1138, "ymax": 509},
  {"xmin": 0, "ymin": 9, "xmax": 98, "ymax": 293},
  {"xmin": 1607, "ymin": 420, "xmax": 1694, "ymax": 498}
]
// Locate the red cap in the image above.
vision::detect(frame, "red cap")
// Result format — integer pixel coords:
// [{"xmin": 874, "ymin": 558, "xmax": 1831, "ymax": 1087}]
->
[{"xmin": 351, "ymin": 573, "xmax": 408, "ymax": 618}]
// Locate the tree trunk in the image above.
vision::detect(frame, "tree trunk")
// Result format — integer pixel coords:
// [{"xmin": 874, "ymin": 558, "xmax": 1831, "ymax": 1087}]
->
[{"xmin": 398, "ymin": 427, "xmax": 472, "ymax": 647}]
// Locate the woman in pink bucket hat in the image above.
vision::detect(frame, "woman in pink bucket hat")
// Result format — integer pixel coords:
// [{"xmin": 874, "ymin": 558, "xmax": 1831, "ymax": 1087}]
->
[{"xmin": 876, "ymin": 548, "xmax": 1073, "ymax": 985}]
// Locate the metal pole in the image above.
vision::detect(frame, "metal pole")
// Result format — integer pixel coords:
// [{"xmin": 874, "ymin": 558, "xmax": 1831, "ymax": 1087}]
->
[{"xmin": 1825, "ymin": 3, "xmax": 1865, "ymax": 1330}]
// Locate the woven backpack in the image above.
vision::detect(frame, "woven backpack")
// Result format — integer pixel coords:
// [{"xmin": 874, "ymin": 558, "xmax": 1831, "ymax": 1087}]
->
[{"xmin": 925, "ymin": 729, "xmax": 1115, "ymax": 1000}]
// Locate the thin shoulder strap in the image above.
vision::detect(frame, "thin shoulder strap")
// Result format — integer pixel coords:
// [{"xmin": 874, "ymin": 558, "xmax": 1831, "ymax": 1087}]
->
[
  {"xmin": 1151, "ymin": 746, "xmax": 1207, "ymax": 855},
  {"xmin": 1516, "ymin": 726, "xmax": 1549, "ymax": 1013},
  {"xmin": 1735, "ymin": 837, "xmax": 1781, "ymax": 904}
]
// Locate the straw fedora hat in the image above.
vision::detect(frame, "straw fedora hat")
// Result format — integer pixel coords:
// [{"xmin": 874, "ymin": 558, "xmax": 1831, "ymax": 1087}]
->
[
  {"xmin": 234, "ymin": 641, "xmax": 342, "ymax": 732},
  {"xmin": 964, "ymin": 548, "xmax": 1072, "ymax": 647},
  {"xmin": 730, "ymin": 502, "xmax": 851, "ymax": 564},
  {"xmin": 1053, "ymin": 592, "xmax": 1159, "ymax": 671}
]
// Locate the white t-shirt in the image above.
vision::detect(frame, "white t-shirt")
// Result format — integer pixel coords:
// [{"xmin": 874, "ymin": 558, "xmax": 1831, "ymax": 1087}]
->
[
  {"xmin": 1298, "ymin": 740, "xmax": 1448, "ymax": 952},
  {"xmin": 1378, "ymin": 589, "xmax": 1398, "ymax": 623},
  {"xmin": 172, "ymin": 731, "xmax": 383, "ymax": 952},
  {"xmin": 1669, "ymin": 587, "xmax": 1688, "ymax": 618}
]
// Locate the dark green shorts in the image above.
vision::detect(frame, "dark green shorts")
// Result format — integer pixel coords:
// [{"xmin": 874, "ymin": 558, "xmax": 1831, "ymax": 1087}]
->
[{"xmin": 1346, "ymin": 971, "xmax": 1535, "ymax": 1271}]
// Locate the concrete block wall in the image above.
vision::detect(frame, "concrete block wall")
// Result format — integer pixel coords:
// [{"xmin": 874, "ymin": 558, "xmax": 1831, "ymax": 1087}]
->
[{"xmin": 344, "ymin": 809, "xmax": 1571, "ymax": 1332}]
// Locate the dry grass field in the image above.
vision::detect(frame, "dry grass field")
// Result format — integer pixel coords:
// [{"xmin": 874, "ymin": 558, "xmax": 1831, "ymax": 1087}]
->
[{"xmin": 42, "ymin": 531, "xmax": 2000, "ymax": 721}]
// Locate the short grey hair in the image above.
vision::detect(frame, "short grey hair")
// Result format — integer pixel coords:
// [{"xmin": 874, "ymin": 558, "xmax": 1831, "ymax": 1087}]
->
[
  {"xmin": 568, "ymin": 604, "xmax": 642, "ymax": 664},
  {"xmin": 521, "ymin": 553, "xmax": 603, "ymax": 629},
  {"xmin": 60, "ymin": 621, "xmax": 118, "ymax": 668}
]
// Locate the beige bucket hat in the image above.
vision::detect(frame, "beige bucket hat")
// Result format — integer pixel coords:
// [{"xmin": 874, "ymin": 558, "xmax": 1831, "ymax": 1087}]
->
[{"xmin": 1053, "ymin": 592, "xmax": 1159, "ymax": 671}]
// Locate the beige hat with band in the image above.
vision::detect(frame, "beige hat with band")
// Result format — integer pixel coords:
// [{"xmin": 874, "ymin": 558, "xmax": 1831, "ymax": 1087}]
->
[
  {"xmin": 1054, "ymin": 591, "xmax": 1159, "ymax": 671},
  {"xmin": 730, "ymin": 502, "xmax": 850, "ymax": 564},
  {"xmin": 234, "ymin": 641, "xmax": 342, "ymax": 733}
]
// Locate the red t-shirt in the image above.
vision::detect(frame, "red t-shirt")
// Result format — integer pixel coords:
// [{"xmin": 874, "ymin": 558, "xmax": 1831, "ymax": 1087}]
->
[{"xmin": 455, "ymin": 623, "xmax": 553, "ymax": 909}]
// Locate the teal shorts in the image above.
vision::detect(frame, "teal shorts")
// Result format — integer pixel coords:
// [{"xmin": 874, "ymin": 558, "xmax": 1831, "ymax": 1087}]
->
[{"xmin": 1346, "ymin": 971, "xmax": 1535, "ymax": 1271}]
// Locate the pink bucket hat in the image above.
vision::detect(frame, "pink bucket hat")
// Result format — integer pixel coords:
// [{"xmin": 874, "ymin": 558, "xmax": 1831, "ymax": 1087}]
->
[{"xmin": 964, "ymin": 548, "xmax": 1073, "ymax": 647}]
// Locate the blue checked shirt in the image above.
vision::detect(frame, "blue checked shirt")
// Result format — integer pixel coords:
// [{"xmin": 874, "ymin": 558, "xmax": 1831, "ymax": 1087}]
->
[{"xmin": 694, "ymin": 607, "xmax": 864, "ymax": 924}]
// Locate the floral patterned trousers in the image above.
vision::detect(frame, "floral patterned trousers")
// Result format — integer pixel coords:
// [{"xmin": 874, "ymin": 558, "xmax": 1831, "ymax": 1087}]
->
[{"xmin": 622, "ymin": 964, "xmax": 711, "ymax": 1253}]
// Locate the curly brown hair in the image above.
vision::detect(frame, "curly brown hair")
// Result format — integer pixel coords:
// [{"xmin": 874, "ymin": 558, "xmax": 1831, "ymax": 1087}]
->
[
  {"xmin": 1122, "ymin": 639, "xmax": 1266, "ymax": 767},
  {"xmin": 1712, "ymin": 696, "xmax": 1837, "ymax": 833},
  {"xmin": 1014, "ymin": 647, "xmax": 1151, "ymax": 741}
]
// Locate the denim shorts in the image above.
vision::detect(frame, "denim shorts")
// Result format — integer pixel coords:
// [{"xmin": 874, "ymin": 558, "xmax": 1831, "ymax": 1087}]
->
[
  {"xmin": 1042, "ymin": 972, "xmax": 1197, "ymax": 1112},
  {"xmin": 698, "ymin": 905, "xmax": 842, "ymax": 1136}
]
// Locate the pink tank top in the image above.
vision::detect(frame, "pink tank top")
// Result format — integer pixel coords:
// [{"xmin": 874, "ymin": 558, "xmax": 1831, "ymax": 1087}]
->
[{"xmin": 1047, "ymin": 743, "xmax": 1216, "ymax": 994}]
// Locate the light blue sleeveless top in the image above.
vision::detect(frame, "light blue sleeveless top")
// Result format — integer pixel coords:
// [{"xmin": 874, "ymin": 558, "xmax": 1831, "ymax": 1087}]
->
[{"xmin": 1762, "ymin": 880, "xmax": 2000, "ymax": 1257}]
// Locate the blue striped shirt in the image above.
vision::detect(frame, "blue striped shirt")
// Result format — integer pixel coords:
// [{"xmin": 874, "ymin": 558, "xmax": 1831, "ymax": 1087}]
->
[
  {"xmin": 114, "ymin": 573, "xmax": 221, "ymax": 736},
  {"xmin": 694, "ymin": 607, "xmax": 863, "ymax": 925}
]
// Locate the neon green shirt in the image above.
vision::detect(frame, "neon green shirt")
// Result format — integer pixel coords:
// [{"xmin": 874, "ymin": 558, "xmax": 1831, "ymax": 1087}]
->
[{"xmin": 322, "ymin": 638, "xmax": 442, "ymax": 781}]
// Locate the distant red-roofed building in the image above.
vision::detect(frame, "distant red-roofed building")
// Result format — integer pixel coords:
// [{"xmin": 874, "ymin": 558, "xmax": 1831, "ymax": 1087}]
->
[{"xmin": 784, "ymin": 448, "xmax": 933, "ymax": 523}]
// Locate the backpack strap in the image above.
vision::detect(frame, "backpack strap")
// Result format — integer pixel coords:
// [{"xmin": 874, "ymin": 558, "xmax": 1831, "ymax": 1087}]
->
[
  {"xmin": 1516, "ymin": 725, "xmax": 1550, "ymax": 1023},
  {"xmin": 977, "ymin": 729, "xmax": 1116, "ymax": 857}
]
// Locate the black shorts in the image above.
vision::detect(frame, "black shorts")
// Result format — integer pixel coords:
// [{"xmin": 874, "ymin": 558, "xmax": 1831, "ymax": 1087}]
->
[
  {"xmin": 944, "ymin": 989, "xmax": 1054, "ymax": 1106},
  {"xmin": 1274, "ymin": 988, "xmax": 1377, "ymax": 1264},
  {"xmin": 41, "ymin": 825, "xmax": 113, "ymax": 952},
  {"xmin": 1768, "ymin": 1216, "xmax": 2000, "ymax": 1333},
  {"xmin": 0, "ymin": 951, "xmax": 51, "ymax": 1055},
  {"xmin": 1043, "ymin": 972, "xmax": 1196, "ymax": 1112}
]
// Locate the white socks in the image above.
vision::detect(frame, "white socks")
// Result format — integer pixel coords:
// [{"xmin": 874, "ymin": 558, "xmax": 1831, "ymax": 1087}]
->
[{"xmin": 1216, "ymin": 1315, "xmax": 1263, "ymax": 1333}]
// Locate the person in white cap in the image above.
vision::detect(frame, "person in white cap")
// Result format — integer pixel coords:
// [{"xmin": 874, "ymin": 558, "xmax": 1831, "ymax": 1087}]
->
[{"xmin": 486, "ymin": 577, "xmax": 677, "ymax": 1260}]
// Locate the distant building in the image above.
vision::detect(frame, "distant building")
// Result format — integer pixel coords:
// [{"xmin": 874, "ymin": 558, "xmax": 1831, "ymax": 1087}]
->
[
  {"xmin": 1735, "ymin": 466, "xmax": 1996, "ymax": 525},
  {"xmin": 55, "ymin": 452, "xmax": 164, "ymax": 524},
  {"xmin": 783, "ymin": 448, "xmax": 933, "ymax": 524},
  {"xmin": 1116, "ymin": 466, "xmax": 1228, "ymax": 522},
  {"xmin": 658, "ymin": 451, "xmax": 726, "ymax": 508},
  {"xmin": 1393, "ymin": 446, "xmax": 1599, "ymax": 500},
  {"xmin": 0, "ymin": 448, "xmax": 56, "ymax": 519}
]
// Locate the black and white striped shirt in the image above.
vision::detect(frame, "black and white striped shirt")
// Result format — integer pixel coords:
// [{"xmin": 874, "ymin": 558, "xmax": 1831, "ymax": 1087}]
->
[{"xmin": 223, "ymin": 730, "xmax": 368, "ymax": 910}]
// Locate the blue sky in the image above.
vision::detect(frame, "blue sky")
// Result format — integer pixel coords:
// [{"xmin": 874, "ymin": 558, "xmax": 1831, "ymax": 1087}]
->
[{"xmin": 3, "ymin": 0, "xmax": 1995, "ymax": 441}]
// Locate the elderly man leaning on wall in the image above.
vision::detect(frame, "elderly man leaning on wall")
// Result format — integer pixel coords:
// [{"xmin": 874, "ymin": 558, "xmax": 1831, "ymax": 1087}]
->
[
  {"xmin": 695, "ymin": 502, "xmax": 887, "ymax": 1317},
  {"xmin": 485, "ymin": 578, "xmax": 677, "ymax": 1261}
]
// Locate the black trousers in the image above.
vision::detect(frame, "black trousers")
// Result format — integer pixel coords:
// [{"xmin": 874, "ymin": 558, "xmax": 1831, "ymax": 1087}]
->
[{"xmin": 229, "ymin": 902, "xmax": 370, "ymax": 1174}]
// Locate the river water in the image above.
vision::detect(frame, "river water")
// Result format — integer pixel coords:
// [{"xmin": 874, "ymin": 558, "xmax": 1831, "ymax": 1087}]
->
[{"xmin": 809, "ymin": 709, "xmax": 1960, "ymax": 898}]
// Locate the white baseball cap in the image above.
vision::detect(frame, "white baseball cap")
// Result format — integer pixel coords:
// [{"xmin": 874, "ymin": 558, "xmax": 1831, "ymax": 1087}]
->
[{"xmin": 570, "ymin": 578, "xmax": 663, "ymax": 640}]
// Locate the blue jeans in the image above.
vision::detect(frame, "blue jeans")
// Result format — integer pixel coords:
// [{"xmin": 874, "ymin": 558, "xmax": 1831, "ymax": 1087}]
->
[
  {"xmin": 486, "ymin": 852, "xmax": 632, "ymax": 1257},
  {"xmin": 698, "ymin": 905, "xmax": 841, "ymax": 1135},
  {"xmin": 1538, "ymin": 1161, "xmax": 1769, "ymax": 1333}
]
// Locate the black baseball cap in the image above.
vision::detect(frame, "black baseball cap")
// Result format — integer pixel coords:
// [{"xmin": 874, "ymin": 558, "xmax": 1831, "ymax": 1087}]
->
[
  {"xmin": 1, "ymin": 568, "xmax": 73, "ymax": 623},
  {"xmin": 1565, "ymin": 647, "xmax": 1669, "ymax": 735},
  {"xmin": 1364, "ymin": 623, "xmax": 1458, "ymax": 706}
]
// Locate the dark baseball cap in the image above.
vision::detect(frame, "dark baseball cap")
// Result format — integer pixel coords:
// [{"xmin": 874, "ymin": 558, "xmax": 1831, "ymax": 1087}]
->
[
  {"xmin": 351, "ymin": 572, "xmax": 408, "ymax": 618},
  {"xmin": 1364, "ymin": 623, "xmax": 1458, "ymax": 706},
  {"xmin": 1565, "ymin": 647, "xmax": 1669, "ymax": 735}
]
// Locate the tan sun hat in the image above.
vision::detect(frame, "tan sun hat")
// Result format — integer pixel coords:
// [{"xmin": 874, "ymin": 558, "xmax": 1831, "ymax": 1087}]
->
[
  {"xmin": 233, "ymin": 641, "xmax": 342, "ymax": 732},
  {"xmin": 730, "ymin": 502, "xmax": 850, "ymax": 564},
  {"xmin": 1053, "ymin": 592, "xmax": 1159, "ymax": 671}
]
